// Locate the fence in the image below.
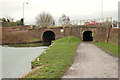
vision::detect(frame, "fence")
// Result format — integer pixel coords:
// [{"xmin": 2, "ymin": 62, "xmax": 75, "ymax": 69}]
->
[{"xmin": 70, "ymin": 17, "xmax": 113, "ymax": 27}]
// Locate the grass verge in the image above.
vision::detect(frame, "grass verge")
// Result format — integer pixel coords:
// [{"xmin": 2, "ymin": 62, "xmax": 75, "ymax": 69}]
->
[
  {"xmin": 93, "ymin": 42, "xmax": 119, "ymax": 57},
  {"xmin": 26, "ymin": 36, "xmax": 82, "ymax": 78}
]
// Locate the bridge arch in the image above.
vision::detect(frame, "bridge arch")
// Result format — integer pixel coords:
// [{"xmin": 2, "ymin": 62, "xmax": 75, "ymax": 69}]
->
[
  {"xmin": 82, "ymin": 30, "xmax": 93, "ymax": 41},
  {"xmin": 42, "ymin": 30, "xmax": 55, "ymax": 42}
]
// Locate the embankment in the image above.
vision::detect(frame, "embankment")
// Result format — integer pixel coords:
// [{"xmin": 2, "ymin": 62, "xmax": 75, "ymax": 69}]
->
[
  {"xmin": 21, "ymin": 36, "xmax": 82, "ymax": 78},
  {"xmin": 93, "ymin": 42, "xmax": 119, "ymax": 57}
]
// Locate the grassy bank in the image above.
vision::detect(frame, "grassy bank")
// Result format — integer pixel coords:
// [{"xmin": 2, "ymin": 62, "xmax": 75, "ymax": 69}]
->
[
  {"xmin": 25, "ymin": 36, "xmax": 81, "ymax": 78},
  {"xmin": 93, "ymin": 42, "xmax": 119, "ymax": 57}
]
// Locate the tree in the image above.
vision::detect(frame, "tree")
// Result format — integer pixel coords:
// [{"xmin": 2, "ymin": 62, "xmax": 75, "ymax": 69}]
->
[
  {"xmin": 2, "ymin": 18, "xmax": 6, "ymax": 22},
  {"xmin": 36, "ymin": 12, "xmax": 54, "ymax": 27},
  {"xmin": 16, "ymin": 18, "xmax": 24, "ymax": 26},
  {"xmin": 2, "ymin": 18, "xmax": 8, "ymax": 27},
  {"xmin": 7, "ymin": 19, "xmax": 10, "ymax": 22},
  {"xmin": 2, "ymin": 17, "xmax": 23, "ymax": 27},
  {"xmin": 59, "ymin": 14, "xmax": 70, "ymax": 26},
  {"xmin": 20, "ymin": 18, "xmax": 24, "ymax": 26}
]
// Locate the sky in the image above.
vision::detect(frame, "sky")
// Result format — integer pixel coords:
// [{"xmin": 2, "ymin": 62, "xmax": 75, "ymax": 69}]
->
[{"xmin": 0, "ymin": 0, "xmax": 119, "ymax": 25}]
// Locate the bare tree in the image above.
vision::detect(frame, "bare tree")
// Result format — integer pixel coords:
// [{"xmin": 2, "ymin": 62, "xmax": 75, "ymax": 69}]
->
[
  {"xmin": 59, "ymin": 14, "xmax": 70, "ymax": 26},
  {"xmin": 36, "ymin": 12, "xmax": 54, "ymax": 27}
]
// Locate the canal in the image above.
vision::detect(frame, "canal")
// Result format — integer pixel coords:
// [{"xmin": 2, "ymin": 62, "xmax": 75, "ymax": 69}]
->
[
  {"xmin": 0, "ymin": 46, "xmax": 2, "ymax": 79},
  {"xmin": 2, "ymin": 42, "xmax": 50, "ymax": 78}
]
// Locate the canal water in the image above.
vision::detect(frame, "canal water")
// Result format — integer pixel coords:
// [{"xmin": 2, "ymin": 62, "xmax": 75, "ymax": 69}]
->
[
  {"xmin": 1, "ymin": 42, "xmax": 50, "ymax": 78},
  {"xmin": 0, "ymin": 46, "xmax": 2, "ymax": 79}
]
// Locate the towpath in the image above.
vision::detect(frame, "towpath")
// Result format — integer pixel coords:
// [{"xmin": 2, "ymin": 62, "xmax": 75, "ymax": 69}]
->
[{"xmin": 63, "ymin": 43, "xmax": 118, "ymax": 78}]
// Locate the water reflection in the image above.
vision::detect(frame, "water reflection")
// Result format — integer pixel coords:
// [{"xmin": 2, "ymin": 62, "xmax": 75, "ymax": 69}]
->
[{"xmin": 3, "ymin": 42, "xmax": 51, "ymax": 47}]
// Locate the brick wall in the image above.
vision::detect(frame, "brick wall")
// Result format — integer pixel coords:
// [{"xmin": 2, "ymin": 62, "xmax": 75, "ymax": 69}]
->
[
  {"xmin": 93, "ymin": 27, "xmax": 108, "ymax": 42},
  {"xmin": 108, "ymin": 28, "xmax": 119, "ymax": 45},
  {"xmin": 2, "ymin": 29, "xmax": 30, "ymax": 44},
  {"xmin": 29, "ymin": 27, "xmax": 64, "ymax": 41},
  {"xmin": 1, "ymin": 26, "xmax": 119, "ymax": 45}
]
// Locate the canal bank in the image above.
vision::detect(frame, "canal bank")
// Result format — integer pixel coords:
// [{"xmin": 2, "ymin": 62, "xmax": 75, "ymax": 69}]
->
[
  {"xmin": 21, "ymin": 36, "xmax": 82, "ymax": 78},
  {"xmin": 3, "ymin": 41, "xmax": 51, "ymax": 47}
]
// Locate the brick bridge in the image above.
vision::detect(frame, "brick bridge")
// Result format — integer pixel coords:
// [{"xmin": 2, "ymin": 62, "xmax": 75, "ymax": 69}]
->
[{"xmin": 29, "ymin": 26, "xmax": 119, "ymax": 44}]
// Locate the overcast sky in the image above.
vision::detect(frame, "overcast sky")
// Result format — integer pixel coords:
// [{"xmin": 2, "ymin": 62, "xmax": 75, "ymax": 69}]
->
[{"xmin": 0, "ymin": 0, "xmax": 119, "ymax": 25}]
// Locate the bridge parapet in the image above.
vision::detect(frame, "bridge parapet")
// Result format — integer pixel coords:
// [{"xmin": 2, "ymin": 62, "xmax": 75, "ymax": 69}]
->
[{"xmin": 28, "ymin": 26, "xmax": 119, "ymax": 45}]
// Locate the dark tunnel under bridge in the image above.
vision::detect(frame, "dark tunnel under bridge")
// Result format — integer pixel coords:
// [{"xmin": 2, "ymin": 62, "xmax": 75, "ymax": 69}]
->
[
  {"xmin": 43, "ymin": 31, "xmax": 55, "ymax": 42},
  {"xmin": 83, "ymin": 31, "xmax": 93, "ymax": 41}
]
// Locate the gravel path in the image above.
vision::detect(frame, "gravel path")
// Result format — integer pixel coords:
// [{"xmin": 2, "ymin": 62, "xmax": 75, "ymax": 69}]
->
[{"xmin": 63, "ymin": 43, "xmax": 118, "ymax": 78}]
